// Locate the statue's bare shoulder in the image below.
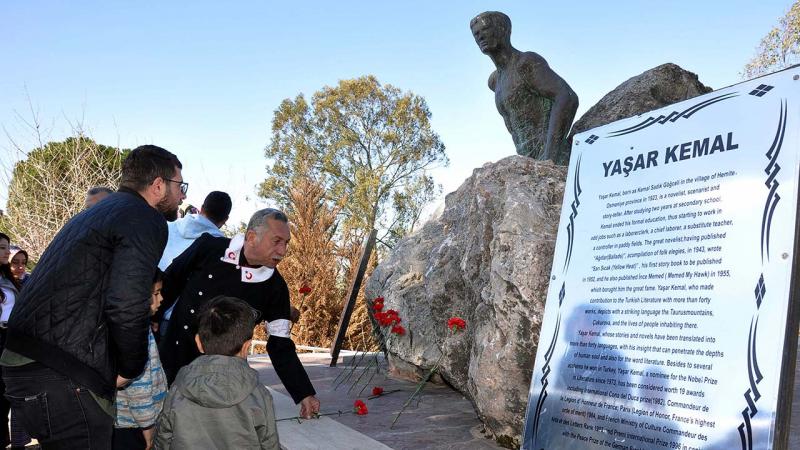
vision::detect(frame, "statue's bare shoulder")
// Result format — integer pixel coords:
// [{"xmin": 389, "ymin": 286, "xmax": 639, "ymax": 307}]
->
[
  {"xmin": 517, "ymin": 51, "xmax": 570, "ymax": 98},
  {"xmin": 517, "ymin": 51, "xmax": 553, "ymax": 78},
  {"xmin": 488, "ymin": 70, "xmax": 498, "ymax": 92}
]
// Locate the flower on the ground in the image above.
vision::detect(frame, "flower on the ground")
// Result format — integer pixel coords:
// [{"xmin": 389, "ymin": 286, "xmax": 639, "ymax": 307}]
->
[
  {"xmin": 372, "ymin": 297, "xmax": 384, "ymax": 312},
  {"xmin": 372, "ymin": 386, "xmax": 384, "ymax": 396},
  {"xmin": 298, "ymin": 284, "xmax": 312, "ymax": 295},
  {"xmin": 447, "ymin": 317, "xmax": 466, "ymax": 332},
  {"xmin": 354, "ymin": 399, "xmax": 369, "ymax": 415},
  {"xmin": 391, "ymin": 324, "xmax": 406, "ymax": 335}
]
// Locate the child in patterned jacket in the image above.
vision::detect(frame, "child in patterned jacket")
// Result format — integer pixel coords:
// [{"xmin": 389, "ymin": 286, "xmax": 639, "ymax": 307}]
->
[{"xmin": 113, "ymin": 270, "xmax": 168, "ymax": 450}]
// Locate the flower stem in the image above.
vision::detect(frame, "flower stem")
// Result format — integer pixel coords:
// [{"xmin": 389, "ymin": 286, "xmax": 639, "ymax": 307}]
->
[
  {"xmin": 276, "ymin": 410, "xmax": 348, "ymax": 423},
  {"xmin": 390, "ymin": 353, "xmax": 445, "ymax": 429},
  {"xmin": 290, "ymin": 293, "xmax": 309, "ymax": 336},
  {"xmin": 347, "ymin": 356, "xmax": 375, "ymax": 394},
  {"xmin": 357, "ymin": 363, "xmax": 380, "ymax": 396},
  {"xmin": 334, "ymin": 350, "xmax": 367, "ymax": 390},
  {"xmin": 332, "ymin": 349, "xmax": 361, "ymax": 385}
]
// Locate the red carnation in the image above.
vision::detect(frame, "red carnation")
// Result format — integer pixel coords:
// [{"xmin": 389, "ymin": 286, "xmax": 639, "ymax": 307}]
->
[
  {"xmin": 447, "ymin": 317, "xmax": 466, "ymax": 332},
  {"xmin": 372, "ymin": 302, "xmax": 384, "ymax": 313},
  {"xmin": 391, "ymin": 325, "xmax": 406, "ymax": 335},
  {"xmin": 298, "ymin": 285, "xmax": 312, "ymax": 295},
  {"xmin": 384, "ymin": 309, "xmax": 401, "ymax": 325},
  {"xmin": 372, "ymin": 386, "xmax": 384, "ymax": 396},
  {"xmin": 374, "ymin": 296, "xmax": 384, "ymax": 303},
  {"xmin": 375, "ymin": 312, "xmax": 393, "ymax": 327},
  {"xmin": 354, "ymin": 399, "xmax": 368, "ymax": 415}
]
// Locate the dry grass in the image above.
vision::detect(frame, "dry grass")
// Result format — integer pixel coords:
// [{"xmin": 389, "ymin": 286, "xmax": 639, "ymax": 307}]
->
[{"xmin": 252, "ymin": 177, "xmax": 378, "ymax": 353}]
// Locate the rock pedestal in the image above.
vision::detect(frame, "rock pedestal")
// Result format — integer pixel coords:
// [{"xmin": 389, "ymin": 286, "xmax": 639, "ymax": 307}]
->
[{"xmin": 365, "ymin": 156, "xmax": 567, "ymax": 447}]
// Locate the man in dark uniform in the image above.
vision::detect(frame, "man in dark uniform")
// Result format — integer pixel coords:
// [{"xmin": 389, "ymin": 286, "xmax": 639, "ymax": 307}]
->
[{"xmin": 158, "ymin": 208, "xmax": 321, "ymax": 419}]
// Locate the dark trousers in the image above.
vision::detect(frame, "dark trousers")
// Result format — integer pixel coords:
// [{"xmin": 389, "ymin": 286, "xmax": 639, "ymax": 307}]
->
[
  {"xmin": 0, "ymin": 366, "xmax": 9, "ymax": 448},
  {"xmin": 0, "ymin": 328, "xmax": 11, "ymax": 448},
  {"xmin": 3, "ymin": 363, "xmax": 113, "ymax": 450},
  {"xmin": 112, "ymin": 427, "xmax": 146, "ymax": 450}
]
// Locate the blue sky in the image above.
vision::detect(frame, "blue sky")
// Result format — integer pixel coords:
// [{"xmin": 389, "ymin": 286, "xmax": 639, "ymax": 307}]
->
[{"xmin": 0, "ymin": 0, "xmax": 792, "ymax": 224}]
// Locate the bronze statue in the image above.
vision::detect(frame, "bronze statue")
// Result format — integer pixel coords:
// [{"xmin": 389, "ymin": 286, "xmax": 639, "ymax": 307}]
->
[{"xmin": 471, "ymin": 11, "xmax": 578, "ymax": 165}]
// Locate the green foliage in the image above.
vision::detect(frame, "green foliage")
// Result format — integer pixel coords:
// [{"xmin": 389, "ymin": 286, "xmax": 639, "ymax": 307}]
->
[
  {"xmin": 2, "ymin": 136, "xmax": 128, "ymax": 261},
  {"xmin": 259, "ymin": 75, "xmax": 448, "ymax": 248},
  {"xmin": 744, "ymin": 1, "xmax": 800, "ymax": 78}
]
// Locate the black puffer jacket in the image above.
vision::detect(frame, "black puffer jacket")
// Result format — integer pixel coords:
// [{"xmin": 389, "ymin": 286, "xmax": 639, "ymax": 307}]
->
[{"xmin": 5, "ymin": 188, "xmax": 167, "ymax": 399}]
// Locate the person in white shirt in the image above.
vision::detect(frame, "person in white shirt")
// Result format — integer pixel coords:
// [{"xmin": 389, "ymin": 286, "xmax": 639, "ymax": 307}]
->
[{"xmin": 0, "ymin": 233, "xmax": 22, "ymax": 448}]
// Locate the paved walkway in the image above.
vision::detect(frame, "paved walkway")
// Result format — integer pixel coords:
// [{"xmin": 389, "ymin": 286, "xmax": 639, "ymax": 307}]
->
[
  {"xmin": 253, "ymin": 344, "xmax": 800, "ymax": 450},
  {"xmin": 250, "ymin": 351, "xmax": 503, "ymax": 450}
]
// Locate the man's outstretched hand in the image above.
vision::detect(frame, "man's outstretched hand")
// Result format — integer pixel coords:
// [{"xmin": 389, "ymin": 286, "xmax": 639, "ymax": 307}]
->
[{"xmin": 299, "ymin": 395, "xmax": 320, "ymax": 419}]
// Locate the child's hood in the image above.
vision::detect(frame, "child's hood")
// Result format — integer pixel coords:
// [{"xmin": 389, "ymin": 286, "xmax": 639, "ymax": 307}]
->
[{"xmin": 177, "ymin": 355, "xmax": 260, "ymax": 408}]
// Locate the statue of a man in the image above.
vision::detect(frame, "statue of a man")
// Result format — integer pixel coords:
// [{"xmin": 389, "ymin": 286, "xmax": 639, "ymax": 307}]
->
[{"xmin": 471, "ymin": 11, "xmax": 578, "ymax": 165}]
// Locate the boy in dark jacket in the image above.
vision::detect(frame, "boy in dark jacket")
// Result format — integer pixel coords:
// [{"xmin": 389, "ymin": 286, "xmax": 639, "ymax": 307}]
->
[{"xmin": 154, "ymin": 296, "xmax": 279, "ymax": 450}]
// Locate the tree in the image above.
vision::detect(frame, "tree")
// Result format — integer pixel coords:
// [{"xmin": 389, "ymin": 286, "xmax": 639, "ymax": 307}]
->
[
  {"xmin": 744, "ymin": 1, "xmax": 800, "ymax": 79},
  {"xmin": 2, "ymin": 136, "xmax": 128, "ymax": 261},
  {"xmin": 280, "ymin": 176, "xmax": 344, "ymax": 348},
  {"xmin": 259, "ymin": 75, "xmax": 448, "ymax": 248}
]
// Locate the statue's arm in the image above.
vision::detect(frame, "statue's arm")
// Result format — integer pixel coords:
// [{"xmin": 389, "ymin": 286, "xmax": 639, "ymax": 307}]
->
[
  {"xmin": 523, "ymin": 54, "xmax": 578, "ymax": 161},
  {"xmin": 488, "ymin": 71, "xmax": 514, "ymax": 135}
]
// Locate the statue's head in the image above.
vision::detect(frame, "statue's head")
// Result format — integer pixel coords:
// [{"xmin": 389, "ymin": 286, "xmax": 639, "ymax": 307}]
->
[{"xmin": 470, "ymin": 11, "xmax": 511, "ymax": 54}]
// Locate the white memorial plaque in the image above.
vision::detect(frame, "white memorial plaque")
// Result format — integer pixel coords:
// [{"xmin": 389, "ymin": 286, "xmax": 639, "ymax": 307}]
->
[{"xmin": 523, "ymin": 68, "xmax": 800, "ymax": 450}]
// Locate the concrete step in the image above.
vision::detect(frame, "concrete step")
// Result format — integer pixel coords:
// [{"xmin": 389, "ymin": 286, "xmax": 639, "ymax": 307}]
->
[{"xmin": 268, "ymin": 387, "xmax": 392, "ymax": 450}]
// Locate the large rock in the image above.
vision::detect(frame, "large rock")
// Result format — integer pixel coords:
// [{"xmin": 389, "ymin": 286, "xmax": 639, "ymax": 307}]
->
[
  {"xmin": 570, "ymin": 63, "xmax": 712, "ymax": 138},
  {"xmin": 365, "ymin": 156, "xmax": 567, "ymax": 447}
]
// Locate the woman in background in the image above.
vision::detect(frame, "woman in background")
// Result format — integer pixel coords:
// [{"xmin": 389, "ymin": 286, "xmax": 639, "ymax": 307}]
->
[
  {"xmin": 5, "ymin": 245, "xmax": 31, "ymax": 448},
  {"xmin": 0, "ymin": 233, "xmax": 21, "ymax": 448},
  {"xmin": 9, "ymin": 248, "xmax": 29, "ymax": 287}
]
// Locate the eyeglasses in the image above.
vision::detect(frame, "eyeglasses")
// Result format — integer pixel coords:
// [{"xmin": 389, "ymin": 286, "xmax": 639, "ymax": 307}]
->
[{"xmin": 163, "ymin": 178, "xmax": 189, "ymax": 195}]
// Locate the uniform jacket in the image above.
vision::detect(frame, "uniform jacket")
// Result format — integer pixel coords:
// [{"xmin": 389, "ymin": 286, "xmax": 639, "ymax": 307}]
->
[
  {"xmin": 158, "ymin": 233, "xmax": 315, "ymax": 403},
  {"xmin": 153, "ymin": 354, "xmax": 279, "ymax": 450},
  {"xmin": 6, "ymin": 188, "xmax": 167, "ymax": 399}
]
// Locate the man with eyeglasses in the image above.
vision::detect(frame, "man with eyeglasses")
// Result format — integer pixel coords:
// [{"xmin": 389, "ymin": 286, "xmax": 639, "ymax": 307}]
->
[{"xmin": 2, "ymin": 145, "xmax": 186, "ymax": 448}]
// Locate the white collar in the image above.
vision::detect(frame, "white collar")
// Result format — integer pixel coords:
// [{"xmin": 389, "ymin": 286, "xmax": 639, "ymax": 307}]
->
[{"xmin": 221, "ymin": 234, "xmax": 275, "ymax": 283}]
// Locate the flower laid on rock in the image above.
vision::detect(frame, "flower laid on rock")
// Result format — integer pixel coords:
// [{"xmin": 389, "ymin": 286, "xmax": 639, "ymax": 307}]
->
[
  {"xmin": 372, "ymin": 386, "xmax": 384, "ymax": 396},
  {"xmin": 334, "ymin": 295, "xmax": 406, "ymax": 394},
  {"xmin": 447, "ymin": 316, "xmax": 466, "ymax": 332},
  {"xmin": 375, "ymin": 309, "xmax": 401, "ymax": 327},
  {"xmin": 354, "ymin": 399, "xmax": 369, "ymax": 415},
  {"xmin": 390, "ymin": 316, "xmax": 468, "ymax": 428},
  {"xmin": 372, "ymin": 296, "xmax": 384, "ymax": 312}
]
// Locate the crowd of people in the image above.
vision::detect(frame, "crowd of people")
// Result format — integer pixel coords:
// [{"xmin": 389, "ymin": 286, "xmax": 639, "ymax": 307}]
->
[{"xmin": 0, "ymin": 145, "xmax": 318, "ymax": 449}]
